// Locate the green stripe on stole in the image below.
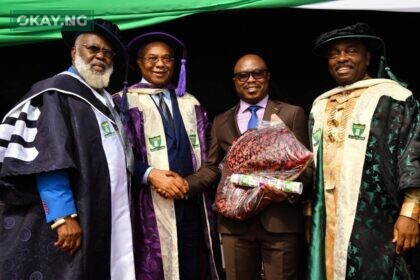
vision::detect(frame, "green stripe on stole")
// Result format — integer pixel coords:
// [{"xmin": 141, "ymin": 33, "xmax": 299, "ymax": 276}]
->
[{"xmin": 308, "ymin": 137, "xmax": 326, "ymax": 280}]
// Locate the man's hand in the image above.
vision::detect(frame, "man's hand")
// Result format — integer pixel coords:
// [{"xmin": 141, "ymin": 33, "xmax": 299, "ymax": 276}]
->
[
  {"xmin": 392, "ymin": 215, "xmax": 419, "ymax": 254},
  {"xmin": 54, "ymin": 217, "xmax": 82, "ymax": 255},
  {"xmin": 260, "ymin": 183, "xmax": 289, "ymax": 202},
  {"xmin": 148, "ymin": 169, "xmax": 188, "ymax": 199}
]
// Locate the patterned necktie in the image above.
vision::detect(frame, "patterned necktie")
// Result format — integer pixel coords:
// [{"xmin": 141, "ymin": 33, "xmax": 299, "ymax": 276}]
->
[
  {"xmin": 158, "ymin": 92, "xmax": 174, "ymax": 130},
  {"xmin": 247, "ymin": 105, "xmax": 261, "ymax": 129}
]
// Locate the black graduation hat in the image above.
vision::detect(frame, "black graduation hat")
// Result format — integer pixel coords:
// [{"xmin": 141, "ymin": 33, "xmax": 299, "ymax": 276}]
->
[
  {"xmin": 313, "ymin": 22, "xmax": 406, "ymax": 86},
  {"xmin": 313, "ymin": 22, "xmax": 383, "ymax": 56}
]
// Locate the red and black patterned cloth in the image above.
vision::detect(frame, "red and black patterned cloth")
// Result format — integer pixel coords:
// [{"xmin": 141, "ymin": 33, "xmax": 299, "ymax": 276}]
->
[{"xmin": 215, "ymin": 122, "xmax": 313, "ymax": 221}]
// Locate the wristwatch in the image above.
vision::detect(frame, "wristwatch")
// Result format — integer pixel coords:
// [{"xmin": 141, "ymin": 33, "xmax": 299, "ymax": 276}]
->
[{"xmin": 50, "ymin": 214, "xmax": 78, "ymax": 230}]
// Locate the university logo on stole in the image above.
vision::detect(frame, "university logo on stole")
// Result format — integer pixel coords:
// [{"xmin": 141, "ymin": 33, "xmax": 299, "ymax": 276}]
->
[
  {"xmin": 101, "ymin": 121, "xmax": 114, "ymax": 137},
  {"xmin": 189, "ymin": 132, "xmax": 199, "ymax": 148},
  {"xmin": 149, "ymin": 135, "xmax": 166, "ymax": 152},
  {"xmin": 312, "ymin": 128, "xmax": 322, "ymax": 147},
  {"xmin": 348, "ymin": 123, "xmax": 366, "ymax": 140}
]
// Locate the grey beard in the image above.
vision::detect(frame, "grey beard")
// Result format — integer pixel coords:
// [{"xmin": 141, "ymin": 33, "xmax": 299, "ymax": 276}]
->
[{"xmin": 74, "ymin": 54, "xmax": 114, "ymax": 89}]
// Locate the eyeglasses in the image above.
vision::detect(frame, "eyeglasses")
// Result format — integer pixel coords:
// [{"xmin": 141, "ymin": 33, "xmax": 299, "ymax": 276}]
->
[
  {"xmin": 233, "ymin": 69, "xmax": 268, "ymax": 82},
  {"xmin": 139, "ymin": 56, "xmax": 175, "ymax": 64},
  {"xmin": 76, "ymin": 44, "xmax": 115, "ymax": 59}
]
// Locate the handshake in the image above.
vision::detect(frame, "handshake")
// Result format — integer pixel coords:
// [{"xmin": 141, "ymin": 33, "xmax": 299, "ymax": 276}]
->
[{"xmin": 148, "ymin": 168, "xmax": 189, "ymax": 199}]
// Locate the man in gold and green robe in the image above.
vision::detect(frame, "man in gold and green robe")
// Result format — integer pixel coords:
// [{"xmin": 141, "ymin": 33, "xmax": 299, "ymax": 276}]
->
[{"xmin": 308, "ymin": 22, "xmax": 420, "ymax": 280}]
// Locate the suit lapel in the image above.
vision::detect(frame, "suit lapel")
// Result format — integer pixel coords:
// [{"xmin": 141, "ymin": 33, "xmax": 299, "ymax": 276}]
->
[
  {"xmin": 263, "ymin": 99, "xmax": 281, "ymax": 121},
  {"xmin": 228, "ymin": 105, "xmax": 241, "ymax": 138}
]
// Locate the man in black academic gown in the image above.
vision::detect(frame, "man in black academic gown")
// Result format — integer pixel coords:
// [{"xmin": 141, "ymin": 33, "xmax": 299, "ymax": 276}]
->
[{"xmin": 0, "ymin": 19, "xmax": 136, "ymax": 280}]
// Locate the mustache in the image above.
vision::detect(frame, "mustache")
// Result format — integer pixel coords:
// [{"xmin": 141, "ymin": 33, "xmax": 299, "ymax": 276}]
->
[{"xmin": 91, "ymin": 61, "xmax": 107, "ymax": 70}]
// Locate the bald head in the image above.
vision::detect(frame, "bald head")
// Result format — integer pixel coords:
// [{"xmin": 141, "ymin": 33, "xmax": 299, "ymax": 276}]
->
[{"xmin": 234, "ymin": 54, "xmax": 267, "ymax": 74}]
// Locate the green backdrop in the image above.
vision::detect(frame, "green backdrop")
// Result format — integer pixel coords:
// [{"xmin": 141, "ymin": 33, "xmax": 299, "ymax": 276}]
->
[{"xmin": 0, "ymin": 0, "xmax": 326, "ymax": 46}]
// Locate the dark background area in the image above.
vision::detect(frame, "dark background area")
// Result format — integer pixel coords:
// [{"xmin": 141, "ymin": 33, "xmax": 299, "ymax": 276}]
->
[{"xmin": 1, "ymin": 8, "xmax": 419, "ymax": 120}]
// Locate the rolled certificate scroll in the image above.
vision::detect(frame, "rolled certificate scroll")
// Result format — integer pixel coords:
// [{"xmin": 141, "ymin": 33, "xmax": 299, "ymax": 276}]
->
[{"xmin": 230, "ymin": 173, "xmax": 302, "ymax": 194}]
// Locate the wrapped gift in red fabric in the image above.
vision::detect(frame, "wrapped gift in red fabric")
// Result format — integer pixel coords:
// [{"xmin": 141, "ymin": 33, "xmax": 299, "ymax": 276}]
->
[{"xmin": 214, "ymin": 120, "xmax": 312, "ymax": 221}]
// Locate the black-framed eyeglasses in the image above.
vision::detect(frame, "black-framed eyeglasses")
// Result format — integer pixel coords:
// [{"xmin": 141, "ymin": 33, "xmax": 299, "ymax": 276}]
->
[
  {"xmin": 139, "ymin": 56, "xmax": 175, "ymax": 64},
  {"xmin": 233, "ymin": 69, "xmax": 268, "ymax": 82},
  {"xmin": 76, "ymin": 44, "xmax": 115, "ymax": 59}
]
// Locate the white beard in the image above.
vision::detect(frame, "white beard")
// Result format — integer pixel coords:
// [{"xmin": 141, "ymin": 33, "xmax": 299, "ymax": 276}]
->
[{"xmin": 74, "ymin": 54, "xmax": 114, "ymax": 89}]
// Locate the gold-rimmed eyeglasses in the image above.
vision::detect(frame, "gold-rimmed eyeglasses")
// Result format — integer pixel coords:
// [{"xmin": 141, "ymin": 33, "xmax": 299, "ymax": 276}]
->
[{"xmin": 139, "ymin": 56, "xmax": 175, "ymax": 64}]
